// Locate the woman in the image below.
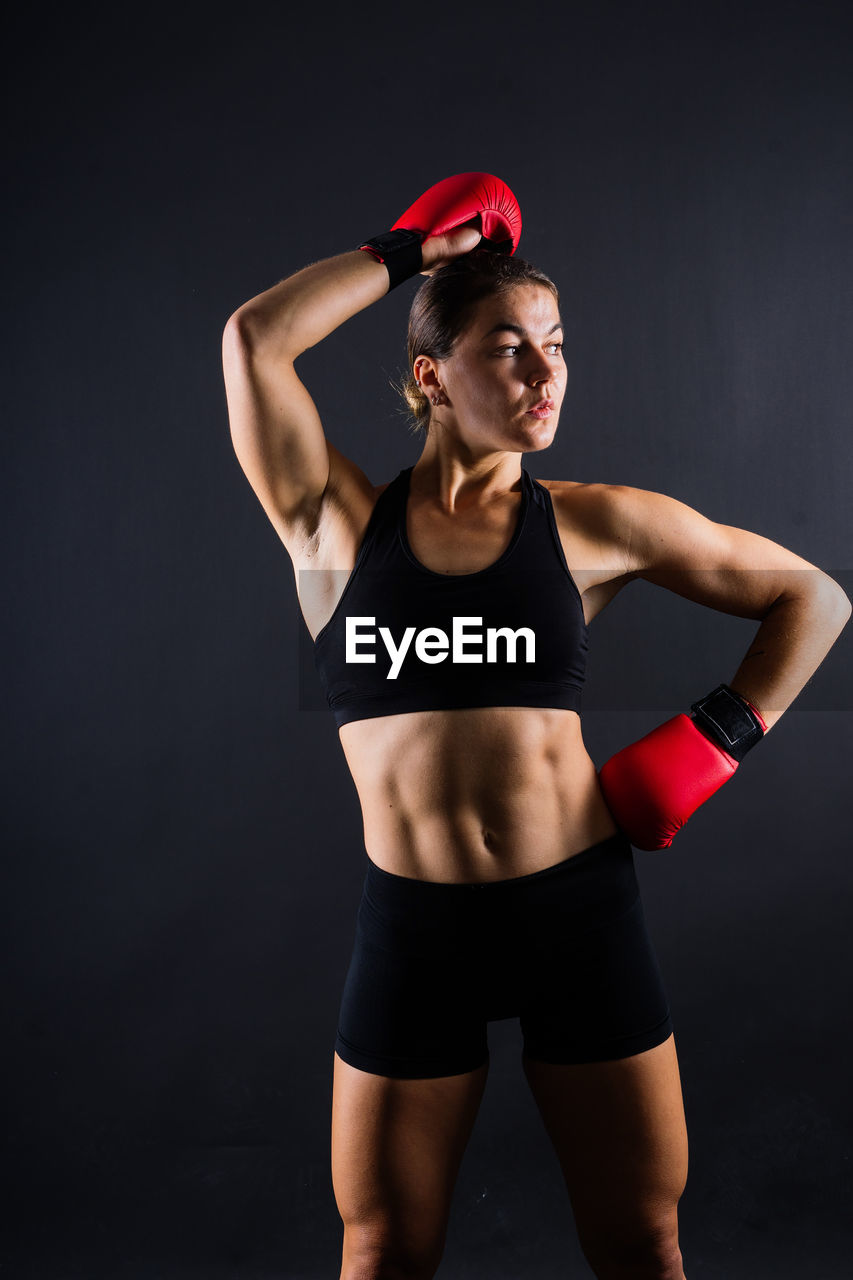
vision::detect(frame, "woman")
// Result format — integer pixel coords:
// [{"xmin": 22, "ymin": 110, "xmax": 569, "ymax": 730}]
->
[{"xmin": 221, "ymin": 182, "xmax": 850, "ymax": 1280}]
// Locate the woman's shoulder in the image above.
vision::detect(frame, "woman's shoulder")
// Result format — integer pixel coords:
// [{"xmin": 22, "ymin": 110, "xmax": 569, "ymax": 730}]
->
[
  {"xmin": 534, "ymin": 476, "xmax": 758, "ymax": 580},
  {"xmin": 532, "ymin": 477, "xmax": 683, "ymax": 565},
  {"xmin": 532, "ymin": 476, "xmax": 642, "ymax": 522},
  {"xmin": 533, "ymin": 476, "xmax": 671, "ymax": 515}
]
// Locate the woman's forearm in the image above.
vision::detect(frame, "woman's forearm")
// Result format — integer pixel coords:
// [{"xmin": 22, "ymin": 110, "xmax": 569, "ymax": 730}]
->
[
  {"xmin": 729, "ymin": 574, "xmax": 851, "ymax": 730},
  {"xmin": 231, "ymin": 249, "xmax": 391, "ymax": 360}
]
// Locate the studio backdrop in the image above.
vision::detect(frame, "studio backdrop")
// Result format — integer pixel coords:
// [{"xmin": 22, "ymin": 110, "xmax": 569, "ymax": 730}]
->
[{"xmin": 4, "ymin": 2, "xmax": 852, "ymax": 1277}]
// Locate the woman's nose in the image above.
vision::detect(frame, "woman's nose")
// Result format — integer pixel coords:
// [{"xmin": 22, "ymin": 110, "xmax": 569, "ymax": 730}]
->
[{"xmin": 528, "ymin": 355, "xmax": 557, "ymax": 384}]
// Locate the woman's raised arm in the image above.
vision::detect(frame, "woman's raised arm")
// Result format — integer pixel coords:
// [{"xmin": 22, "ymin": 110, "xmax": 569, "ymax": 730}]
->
[
  {"xmin": 221, "ymin": 249, "xmax": 395, "ymax": 551},
  {"xmin": 221, "ymin": 223, "xmax": 482, "ymax": 552}
]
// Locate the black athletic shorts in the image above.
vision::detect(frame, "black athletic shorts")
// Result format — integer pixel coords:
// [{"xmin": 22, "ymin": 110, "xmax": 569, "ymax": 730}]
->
[{"xmin": 335, "ymin": 831, "xmax": 673, "ymax": 1079}]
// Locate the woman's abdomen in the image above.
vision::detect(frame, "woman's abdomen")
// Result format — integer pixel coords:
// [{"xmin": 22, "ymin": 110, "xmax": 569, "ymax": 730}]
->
[{"xmin": 338, "ymin": 706, "xmax": 620, "ymax": 883}]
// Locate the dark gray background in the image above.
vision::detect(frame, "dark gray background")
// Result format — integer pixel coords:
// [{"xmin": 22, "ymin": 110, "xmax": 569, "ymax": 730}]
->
[{"xmin": 4, "ymin": 1, "xmax": 852, "ymax": 1276}]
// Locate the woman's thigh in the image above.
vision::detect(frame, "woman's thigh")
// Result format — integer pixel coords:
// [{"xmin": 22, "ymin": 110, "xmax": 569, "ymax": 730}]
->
[
  {"xmin": 522, "ymin": 1034, "xmax": 688, "ymax": 1274},
  {"xmin": 331, "ymin": 1052, "xmax": 489, "ymax": 1270}
]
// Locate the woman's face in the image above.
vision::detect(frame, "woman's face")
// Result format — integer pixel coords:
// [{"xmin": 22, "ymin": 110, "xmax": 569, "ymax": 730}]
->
[{"xmin": 418, "ymin": 283, "xmax": 567, "ymax": 454}]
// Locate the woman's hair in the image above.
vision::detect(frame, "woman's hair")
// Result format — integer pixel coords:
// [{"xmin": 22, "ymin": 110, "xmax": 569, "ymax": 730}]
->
[{"xmin": 395, "ymin": 250, "xmax": 560, "ymax": 435}]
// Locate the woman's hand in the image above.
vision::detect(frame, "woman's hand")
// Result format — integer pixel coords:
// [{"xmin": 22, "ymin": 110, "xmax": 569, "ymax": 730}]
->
[
  {"xmin": 419, "ymin": 221, "xmax": 483, "ymax": 275},
  {"xmin": 372, "ymin": 171, "xmax": 519, "ymax": 279},
  {"xmin": 598, "ymin": 692, "xmax": 763, "ymax": 851}
]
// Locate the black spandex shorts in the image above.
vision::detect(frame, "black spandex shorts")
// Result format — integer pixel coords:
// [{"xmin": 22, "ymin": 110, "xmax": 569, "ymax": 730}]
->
[{"xmin": 335, "ymin": 831, "xmax": 673, "ymax": 1079}]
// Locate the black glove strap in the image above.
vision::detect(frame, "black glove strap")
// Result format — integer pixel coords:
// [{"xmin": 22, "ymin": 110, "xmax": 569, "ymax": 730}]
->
[
  {"xmin": 357, "ymin": 229, "xmax": 423, "ymax": 289},
  {"xmin": 690, "ymin": 684, "xmax": 765, "ymax": 762}
]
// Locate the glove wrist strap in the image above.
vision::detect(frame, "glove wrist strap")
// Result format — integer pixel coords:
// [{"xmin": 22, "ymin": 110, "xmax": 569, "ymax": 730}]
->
[
  {"xmin": 690, "ymin": 684, "xmax": 765, "ymax": 762},
  {"xmin": 357, "ymin": 229, "xmax": 423, "ymax": 289}
]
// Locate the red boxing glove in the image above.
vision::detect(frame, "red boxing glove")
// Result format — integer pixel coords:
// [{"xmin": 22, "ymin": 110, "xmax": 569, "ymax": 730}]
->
[
  {"xmin": 598, "ymin": 685, "xmax": 768, "ymax": 851},
  {"xmin": 391, "ymin": 171, "xmax": 522, "ymax": 255}
]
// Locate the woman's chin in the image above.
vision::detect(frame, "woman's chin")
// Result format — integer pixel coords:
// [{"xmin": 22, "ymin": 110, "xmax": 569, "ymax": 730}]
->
[{"xmin": 516, "ymin": 416, "xmax": 560, "ymax": 451}]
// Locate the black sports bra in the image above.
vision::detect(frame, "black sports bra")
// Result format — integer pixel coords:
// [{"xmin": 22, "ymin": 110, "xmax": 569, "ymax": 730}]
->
[{"xmin": 313, "ymin": 465, "xmax": 588, "ymax": 728}]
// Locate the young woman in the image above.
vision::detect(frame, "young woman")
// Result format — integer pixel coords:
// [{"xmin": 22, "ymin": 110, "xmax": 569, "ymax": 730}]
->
[{"xmin": 221, "ymin": 178, "xmax": 850, "ymax": 1280}]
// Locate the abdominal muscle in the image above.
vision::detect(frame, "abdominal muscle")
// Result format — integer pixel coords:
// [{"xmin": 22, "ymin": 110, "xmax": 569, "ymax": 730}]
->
[{"xmin": 338, "ymin": 705, "xmax": 620, "ymax": 883}]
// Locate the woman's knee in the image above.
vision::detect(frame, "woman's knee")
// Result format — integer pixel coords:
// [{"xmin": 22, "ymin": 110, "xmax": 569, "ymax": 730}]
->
[
  {"xmin": 340, "ymin": 1219, "xmax": 444, "ymax": 1280},
  {"xmin": 580, "ymin": 1210, "xmax": 685, "ymax": 1279}
]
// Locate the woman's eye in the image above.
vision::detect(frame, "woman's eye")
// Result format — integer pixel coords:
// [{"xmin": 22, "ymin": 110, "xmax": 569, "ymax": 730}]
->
[{"xmin": 495, "ymin": 342, "xmax": 562, "ymax": 356}]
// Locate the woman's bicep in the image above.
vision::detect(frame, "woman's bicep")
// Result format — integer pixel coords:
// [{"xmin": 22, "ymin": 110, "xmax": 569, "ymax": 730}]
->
[
  {"xmin": 223, "ymin": 316, "xmax": 332, "ymax": 537},
  {"xmin": 615, "ymin": 487, "xmax": 827, "ymax": 619}
]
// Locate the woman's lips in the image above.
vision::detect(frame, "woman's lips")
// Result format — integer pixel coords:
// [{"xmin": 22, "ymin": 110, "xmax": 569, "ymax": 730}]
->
[{"xmin": 526, "ymin": 400, "xmax": 555, "ymax": 418}]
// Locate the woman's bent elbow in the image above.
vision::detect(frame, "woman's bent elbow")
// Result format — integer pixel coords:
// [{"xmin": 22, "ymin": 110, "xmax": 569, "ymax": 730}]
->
[
  {"xmin": 223, "ymin": 304, "xmax": 301, "ymax": 364},
  {"xmin": 223, "ymin": 305, "xmax": 265, "ymax": 353},
  {"xmin": 818, "ymin": 573, "xmax": 852, "ymax": 626}
]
